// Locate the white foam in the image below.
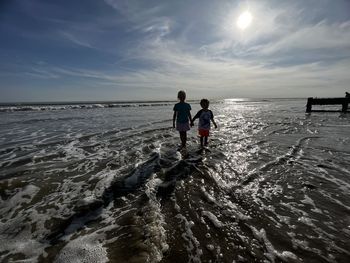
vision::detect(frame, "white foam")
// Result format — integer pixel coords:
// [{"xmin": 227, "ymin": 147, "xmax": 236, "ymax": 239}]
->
[
  {"xmin": 141, "ymin": 176, "xmax": 169, "ymax": 262},
  {"xmin": 224, "ymin": 200, "xmax": 251, "ymax": 221},
  {"xmin": 250, "ymin": 226, "xmax": 299, "ymax": 262},
  {"xmin": 206, "ymin": 244, "xmax": 215, "ymax": 251},
  {"xmin": 0, "ymin": 230, "xmax": 47, "ymax": 263},
  {"xmin": 175, "ymin": 213, "xmax": 203, "ymax": 262},
  {"xmin": 0, "ymin": 184, "xmax": 48, "ymax": 262},
  {"xmin": 0, "ymin": 184, "xmax": 40, "ymax": 218},
  {"xmin": 60, "ymin": 140, "xmax": 87, "ymax": 161},
  {"xmin": 76, "ymin": 193, "xmax": 98, "ymax": 208},
  {"xmin": 200, "ymin": 186, "xmax": 216, "ymax": 203},
  {"xmin": 91, "ymin": 170, "xmax": 118, "ymax": 197},
  {"xmin": 0, "ymin": 102, "xmax": 174, "ymax": 112},
  {"xmin": 201, "ymin": 211, "xmax": 224, "ymax": 228},
  {"xmin": 54, "ymin": 232, "xmax": 108, "ymax": 263}
]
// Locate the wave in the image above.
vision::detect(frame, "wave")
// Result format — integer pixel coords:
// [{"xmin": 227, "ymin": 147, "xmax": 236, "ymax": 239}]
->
[
  {"xmin": 0, "ymin": 98, "xmax": 306, "ymax": 112},
  {"xmin": 0, "ymin": 102, "xmax": 174, "ymax": 112}
]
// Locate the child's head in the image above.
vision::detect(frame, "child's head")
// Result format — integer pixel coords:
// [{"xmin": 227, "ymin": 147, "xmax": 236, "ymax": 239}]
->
[
  {"xmin": 177, "ymin": 90, "xmax": 186, "ymax": 101},
  {"xmin": 200, "ymin": 99, "xmax": 209, "ymax": 109}
]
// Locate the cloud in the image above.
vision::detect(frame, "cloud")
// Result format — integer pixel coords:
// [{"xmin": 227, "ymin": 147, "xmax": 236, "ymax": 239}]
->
[
  {"xmin": 192, "ymin": 2, "xmax": 350, "ymax": 68},
  {"xmin": 260, "ymin": 21, "xmax": 350, "ymax": 55},
  {"xmin": 25, "ymin": 68, "xmax": 60, "ymax": 79},
  {"xmin": 59, "ymin": 31, "xmax": 95, "ymax": 49},
  {"xmin": 104, "ymin": 0, "xmax": 162, "ymax": 19},
  {"xmin": 33, "ymin": 41, "xmax": 349, "ymax": 99}
]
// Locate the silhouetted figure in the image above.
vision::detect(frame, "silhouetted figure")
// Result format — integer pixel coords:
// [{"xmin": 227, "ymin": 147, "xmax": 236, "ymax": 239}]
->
[
  {"xmin": 173, "ymin": 90, "xmax": 192, "ymax": 149},
  {"xmin": 345, "ymin": 92, "xmax": 350, "ymax": 98},
  {"xmin": 191, "ymin": 99, "xmax": 217, "ymax": 147}
]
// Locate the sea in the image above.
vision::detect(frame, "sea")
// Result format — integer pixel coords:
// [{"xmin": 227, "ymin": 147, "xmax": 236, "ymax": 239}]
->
[{"xmin": 0, "ymin": 98, "xmax": 349, "ymax": 263}]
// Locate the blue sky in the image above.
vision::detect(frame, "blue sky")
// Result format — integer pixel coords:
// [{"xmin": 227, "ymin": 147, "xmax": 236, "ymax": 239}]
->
[{"xmin": 1, "ymin": 0, "xmax": 350, "ymax": 102}]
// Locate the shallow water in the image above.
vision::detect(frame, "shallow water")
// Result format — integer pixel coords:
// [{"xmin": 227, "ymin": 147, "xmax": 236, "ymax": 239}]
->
[{"xmin": 0, "ymin": 99, "xmax": 349, "ymax": 262}]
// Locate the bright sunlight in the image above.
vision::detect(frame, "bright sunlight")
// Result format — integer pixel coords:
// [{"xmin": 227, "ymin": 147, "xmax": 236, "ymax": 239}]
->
[{"xmin": 237, "ymin": 11, "xmax": 253, "ymax": 30}]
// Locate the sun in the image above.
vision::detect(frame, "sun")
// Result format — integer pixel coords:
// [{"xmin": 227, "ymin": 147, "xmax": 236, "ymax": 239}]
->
[{"xmin": 237, "ymin": 11, "xmax": 253, "ymax": 30}]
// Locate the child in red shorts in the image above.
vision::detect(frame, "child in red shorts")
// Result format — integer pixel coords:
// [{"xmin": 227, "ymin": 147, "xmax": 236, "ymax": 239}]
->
[{"xmin": 191, "ymin": 99, "xmax": 217, "ymax": 147}]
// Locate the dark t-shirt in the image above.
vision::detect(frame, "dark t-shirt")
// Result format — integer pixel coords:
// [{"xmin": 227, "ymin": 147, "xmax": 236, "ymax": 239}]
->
[
  {"xmin": 173, "ymin": 102, "xmax": 191, "ymax": 123},
  {"xmin": 193, "ymin": 109, "xmax": 214, "ymax": 130}
]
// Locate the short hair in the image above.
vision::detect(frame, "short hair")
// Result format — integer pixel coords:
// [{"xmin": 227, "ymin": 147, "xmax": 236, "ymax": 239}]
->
[
  {"xmin": 200, "ymin": 98, "xmax": 209, "ymax": 108},
  {"xmin": 177, "ymin": 90, "xmax": 186, "ymax": 100}
]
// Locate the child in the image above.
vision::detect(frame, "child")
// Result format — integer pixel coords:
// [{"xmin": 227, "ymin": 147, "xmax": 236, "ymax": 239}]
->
[
  {"xmin": 173, "ymin": 90, "xmax": 192, "ymax": 149},
  {"xmin": 191, "ymin": 99, "xmax": 217, "ymax": 147}
]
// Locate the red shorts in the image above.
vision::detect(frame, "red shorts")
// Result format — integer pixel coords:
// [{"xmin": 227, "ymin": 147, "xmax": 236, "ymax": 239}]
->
[{"xmin": 198, "ymin": 129, "xmax": 209, "ymax": 137}]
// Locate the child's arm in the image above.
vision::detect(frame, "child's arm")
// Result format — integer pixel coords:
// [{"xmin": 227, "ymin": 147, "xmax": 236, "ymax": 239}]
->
[
  {"xmin": 211, "ymin": 118, "xmax": 218, "ymax": 129},
  {"xmin": 191, "ymin": 110, "xmax": 200, "ymax": 126},
  {"xmin": 210, "ymin": 111, "xmax": 218, "ymax": 128},
  {"xmin": 188, "ymin": 111, "xmax": 193, "ymax": 126},
  {"xmin": 173, "ymin": 111, "xmax": 177, "ymax": 128},
  {"xmin": 192, "ymin": 110, "xmax": 201, "ymax": 123}
]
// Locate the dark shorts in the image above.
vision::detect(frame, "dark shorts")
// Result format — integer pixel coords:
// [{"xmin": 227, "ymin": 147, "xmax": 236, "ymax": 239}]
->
[{"xmin": 176, "ymin": 122, "xmax": 190, "ymax": 132}]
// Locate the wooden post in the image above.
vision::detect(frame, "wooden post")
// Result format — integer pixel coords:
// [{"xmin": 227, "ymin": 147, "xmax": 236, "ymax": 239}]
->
[
  {"xmin": 306, "ymin": 97, "xmax": 312, "ymax": 112},
  {"xmin": 305, "ymin": 97, "xmax": 349, "ymax": 113}
]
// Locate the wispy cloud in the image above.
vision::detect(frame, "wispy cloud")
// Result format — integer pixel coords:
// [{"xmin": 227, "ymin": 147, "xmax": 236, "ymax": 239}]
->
[
  {"xmin": 59, "ymin": 31, "xmax": 95, "ymax": 49},
  {"xmin": 259, "ymin": 21, "xmax": 350, "ymax": 54},
  {"xmin": 25, "ymin": 68, "xmax": 60, "ymax": 79},
  {"xmin": 33, "ymin": 44, "xmax": 349, "ymax": 99}
]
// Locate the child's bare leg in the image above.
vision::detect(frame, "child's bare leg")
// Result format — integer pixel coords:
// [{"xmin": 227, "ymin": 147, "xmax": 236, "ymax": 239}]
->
[
  {"xmin": 204, "ymin": 136, "xmax": 208, "ymax": 146},
  {"xmin": 180, "ymin": 131, "xmax": 187, "ymax": 147},
  {"xmin": 200, "ymin": 136, "xmax": 204, "ymax": 147}
]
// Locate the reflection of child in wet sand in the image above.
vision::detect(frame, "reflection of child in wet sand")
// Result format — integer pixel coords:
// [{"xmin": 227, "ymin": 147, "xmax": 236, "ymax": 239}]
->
[
  {"xmin": 173, "ymin": 90, "xmax": 192, "ymax": 149},
  {"xmin": 191, "ymin": 99, "xmax": 217, "ymax": 147}
]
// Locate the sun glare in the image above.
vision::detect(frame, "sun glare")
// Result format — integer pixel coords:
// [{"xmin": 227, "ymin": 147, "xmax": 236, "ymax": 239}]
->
[{"xmin": 237, "ymin": 11, "xmax": 253, "ymax": 30}]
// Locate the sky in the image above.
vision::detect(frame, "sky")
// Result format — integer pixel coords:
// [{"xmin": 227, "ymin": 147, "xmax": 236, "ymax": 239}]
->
[{"xmin": 1, "ymin": 0, "xmax": 350, "ymax": 102}]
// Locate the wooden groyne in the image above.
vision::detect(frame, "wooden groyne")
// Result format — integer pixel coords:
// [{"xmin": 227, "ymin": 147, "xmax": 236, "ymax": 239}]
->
[{"xmin": 306, "ymin": 97, "xmax": 350, "ymax": 113}]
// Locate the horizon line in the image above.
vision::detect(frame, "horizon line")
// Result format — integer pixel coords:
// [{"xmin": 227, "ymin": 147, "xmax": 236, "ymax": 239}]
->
[{"xmin": 0, "ymin": 97, "xmax": 309, "ymax": 106}]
